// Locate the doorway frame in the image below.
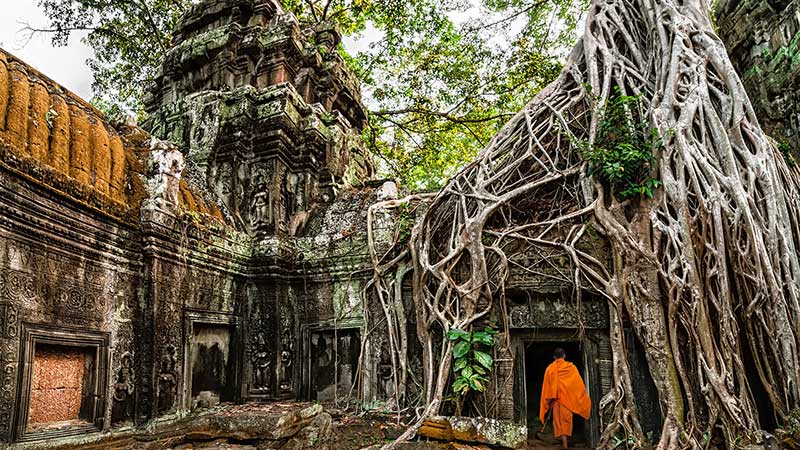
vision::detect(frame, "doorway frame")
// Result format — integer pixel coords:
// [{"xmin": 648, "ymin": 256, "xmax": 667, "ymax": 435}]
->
[
  {"xmin": 512, "ymin": 328, "xmax": 603, "ymax": 448},
  {"xmin": 182, "ymin": 309, "xmax": 241, "ymax": 411},
  {"xmin": 13, "ymin": 322, "xmax": 110, "ymax": 443},
  {"xmin": 300, "ymin": 318, "xmax": 363, "ymax": 401}
]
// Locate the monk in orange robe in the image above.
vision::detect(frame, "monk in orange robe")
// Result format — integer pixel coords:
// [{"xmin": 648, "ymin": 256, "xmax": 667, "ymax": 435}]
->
[{"xmin": 540, "ymin": 347, "xmax": 591, "ymax": 449}]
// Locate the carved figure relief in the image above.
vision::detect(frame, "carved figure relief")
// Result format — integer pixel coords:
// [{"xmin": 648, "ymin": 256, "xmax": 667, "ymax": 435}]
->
[
  {"xmin": 157, "ymin": 345, "xmax": 178, "ymax": 414},
  {"xmin": 279, "ymin": 349, "xmax": 293, "ymax": 394},
  {"xmin": 144, "ymin": 140, "xmax": 185, "ymax": 212},
  {"xmin": 251, "ymin": 332, "xmax": 271, "ymax": 392},
  {"xmin": 112, "ymin": 352, "xmax": 135, "ymax": 423},
  {"xmin": 250, "ymin": 182, "xmax": 272, "ymax": 230}
]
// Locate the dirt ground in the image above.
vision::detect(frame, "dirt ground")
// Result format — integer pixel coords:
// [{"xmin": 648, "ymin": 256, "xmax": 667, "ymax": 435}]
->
[{"xmin": 19, "ymin": 402, "xmax": 580, "ymax": 450}]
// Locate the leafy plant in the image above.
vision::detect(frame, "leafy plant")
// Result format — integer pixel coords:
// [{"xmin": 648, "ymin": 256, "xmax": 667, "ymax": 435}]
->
[
  {"xmin": 610, "ymin": 432, "xmax": 642, "ymax": 450},
  {"xmin": 447, "ymin": 327, "xmax": 497, "ymax": 414},
  {"xmin": 778, "ymin": 140, "xmax": 798, "ymax": 167},
  {"xmin": 576, "ymin": 86, "xmax": 663, "ymax": 199},
  {"xmin": 396, "ymin": 202, "xmax": 415, "ymax": 244}
]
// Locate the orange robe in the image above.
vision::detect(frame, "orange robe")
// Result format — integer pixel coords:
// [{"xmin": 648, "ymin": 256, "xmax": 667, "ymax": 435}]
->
[{"xmin": 540, "ymin": 358, "xmax": 591, "ymax": 437}]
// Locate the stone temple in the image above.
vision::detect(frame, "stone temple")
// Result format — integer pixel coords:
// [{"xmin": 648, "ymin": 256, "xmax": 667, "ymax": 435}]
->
[{"xmin": 0, "ymin": 0, "xmax": 665, "ymax": 447}]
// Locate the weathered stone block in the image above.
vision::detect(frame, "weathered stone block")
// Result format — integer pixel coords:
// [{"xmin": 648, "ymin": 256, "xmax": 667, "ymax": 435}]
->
[{"xmin": 418, "ymin": 416, "xmax": 528, "ymax": 449}]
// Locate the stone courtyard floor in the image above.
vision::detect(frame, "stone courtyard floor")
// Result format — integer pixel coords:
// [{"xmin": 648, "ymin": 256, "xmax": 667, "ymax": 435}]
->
[{"xmin": 13, "ymin": 402, "xmax": 582, "ymax": 450}]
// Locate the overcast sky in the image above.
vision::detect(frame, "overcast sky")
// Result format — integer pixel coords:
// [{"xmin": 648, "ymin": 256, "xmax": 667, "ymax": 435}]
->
[
  {"xmin": 0, "ymin": 1, "xmax": 95, "ymax": 99},
  {"xmin": 0, "ymin": 1, "xmax": 382, "ymax": 103},
  {"xmin": 0, "ymin": 1, "xmax": 511, "ymax": 104}
]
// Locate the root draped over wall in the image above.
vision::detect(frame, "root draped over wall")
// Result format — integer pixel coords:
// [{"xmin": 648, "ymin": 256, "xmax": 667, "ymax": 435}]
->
[{"xmin": 365, "ymin": 0, "xmax": 800, "ymax": 447}]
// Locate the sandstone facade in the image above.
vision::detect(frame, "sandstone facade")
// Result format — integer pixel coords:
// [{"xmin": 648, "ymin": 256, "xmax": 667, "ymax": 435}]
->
[
  {"xmin": 0, "ymin": 0, "xmax": 661, "ymax": 447},
  {"xmin": 716, "ymin": 0, "xmax": 800, "ymax": 162}
]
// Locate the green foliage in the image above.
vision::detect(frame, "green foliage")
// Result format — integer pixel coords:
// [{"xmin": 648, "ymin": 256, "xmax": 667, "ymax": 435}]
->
[
  {"xmin": 32, "ymin": 0, "xmax": 586, "ymax": 188},
  {"xmin": 778, "ymin": 140, "xmax": 798, "ymax": 167},
  {"xmin": 396, "ymin": 202, "xmax": 415, "ymax": 244},
  {"xmin": 576, "ymin": 86, "xmax": 663, "ymax": 199},
  {"xmin": 34, "ymin": 0, "xmax": 191, "ymax": 121},
  {"xmin": 359, "ymin": 0, "xmax": 584, "ymax": 190},
  {"xmin": 610, "ymin": 432, "xmax": 642, "ymax": 450},
  {"xmin": 447, "ymin": 327, "xmax": 497, "ymax": 399}
]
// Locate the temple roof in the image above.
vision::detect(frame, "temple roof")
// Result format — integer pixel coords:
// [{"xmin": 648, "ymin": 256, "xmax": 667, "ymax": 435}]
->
[{"xmin": 0, "ymin": 48, "xmax": 225, "ymax": 224}]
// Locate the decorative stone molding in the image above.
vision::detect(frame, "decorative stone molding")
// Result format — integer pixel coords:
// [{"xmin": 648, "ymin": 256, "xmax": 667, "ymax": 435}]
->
[{"xmin": 13, "ymin": 323, "xmax": 109, "ymax": 443}]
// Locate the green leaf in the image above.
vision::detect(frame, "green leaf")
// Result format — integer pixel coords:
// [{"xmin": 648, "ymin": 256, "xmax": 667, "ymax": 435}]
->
[
  {"xmin": 453, "ymin": 377, "xmax": 469, "ymax": 394},
  {"xmin": 454, "ymin": 357, "xmax": 468, "ymax": 371},
  {"xmin": 447, "ymin": 328, "xmax": 469, "ymax": 341},
  {"xmin": 474, "ymin": 350, "xmax": 493, "ymax": 369},
  {"xmin": 472, "ymin": 331, "xmax": 494, "ymax": 346},
  {"xmin": 453, "ymin": 341, "xmax": 471, "ymax": 358},
  {"xmin": 462, "ymin": 365, "xmax": 473, "ymax": 378}
]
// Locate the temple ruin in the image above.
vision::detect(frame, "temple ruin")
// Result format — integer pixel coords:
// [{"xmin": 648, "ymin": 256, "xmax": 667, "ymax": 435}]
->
[{"xmin": 0, "ymin": 0, "xmax": 667, "ymax": 447}]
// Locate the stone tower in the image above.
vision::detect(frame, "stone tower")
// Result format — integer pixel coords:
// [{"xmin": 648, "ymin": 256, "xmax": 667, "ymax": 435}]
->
[{"xmin": 143, "ymin": 0, "xmax": 374, "ymax": 236}]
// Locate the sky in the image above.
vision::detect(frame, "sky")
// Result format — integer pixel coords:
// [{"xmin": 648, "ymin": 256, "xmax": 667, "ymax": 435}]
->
[
  {"xmin": 0, "ymin": 0, "xmax": 95, "ymax": 99},
  {"xmin": 0, "ymin": 1, "xmax": 522, "ymax": 103},
  {"xmin": 0, "ymin": 0, "xmax": 380, "ymax": 103}
]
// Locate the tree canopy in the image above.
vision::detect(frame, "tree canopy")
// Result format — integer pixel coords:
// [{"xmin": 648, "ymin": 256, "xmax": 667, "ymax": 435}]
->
[{"xmin": 28, "ymin": 0, "xmax": 586, "ymax": 189}]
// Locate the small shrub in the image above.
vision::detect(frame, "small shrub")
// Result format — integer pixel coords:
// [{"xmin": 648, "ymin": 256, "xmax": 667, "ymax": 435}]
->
[
  {"xmin": 576, "ymin": 86, "xmax": 663, "ymax": 199},
  {"xmin": 778, "ymin": 140, "xmax": 798, "ymax": 167},
  {"xmin": 447, "ymin": 327, "xmax": 497, "ymax": 415}
]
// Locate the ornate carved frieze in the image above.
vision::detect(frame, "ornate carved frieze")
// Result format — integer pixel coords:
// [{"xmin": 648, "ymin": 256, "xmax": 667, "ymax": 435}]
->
[{"xmin": 507, "ymin": 290, "xmax": 609, "ymax": 329}]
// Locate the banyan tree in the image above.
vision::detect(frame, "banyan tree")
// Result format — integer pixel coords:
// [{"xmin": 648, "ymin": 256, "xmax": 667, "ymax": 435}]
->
[{"xmin": 368, "ymin": 0, "xmax": 800, "ymax": 447}]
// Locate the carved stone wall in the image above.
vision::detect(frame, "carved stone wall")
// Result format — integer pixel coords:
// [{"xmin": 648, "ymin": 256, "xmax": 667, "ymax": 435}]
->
[
  {"xmin": 0, "ymin": 0, "xmax": 626, "ymax": 446},
  {"xmin": 0, "ymin": 166, "xmax": 140, "ymax": 442},
  {"xmin": 143, "ymin": 0, "xmax": 375, "ymax": 236},
  {"xmin": 717, "ymin": 0, "xmax": 800, "ymax": 161}
]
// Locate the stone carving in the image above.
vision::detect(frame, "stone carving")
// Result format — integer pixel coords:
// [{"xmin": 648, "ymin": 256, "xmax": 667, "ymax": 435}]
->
[
  {"xmin": 278, "ymin": 299, "xmax": 294, "ymax": 396},
  {"xmin": 0, "ymin": 362, "xmax": 16, "ymax": 440},
  {"xmin": 112, "ymin": 352, "xmax": 135, "ymax": 423},
  {"xmin": 143, "ymin": 139, "xmax": 185, "ymax": 213},
  {"xmin": 0, "ymin": 303, "xmax": 18, "ymax": 339},
  {"xmin": 250, "ymin": 181, "xmax": 272, "ymax": 231},
  {"xmin": 279, "ymin": 349, "xmax": 293, "ymax": 394},
  {"xmin": 0, "ymin": 266, "xmax": 110, "ymax": 324},
  {"xmin": 142, "ymin": 0, "xmax": 374, "ymax": 238},
  {"xmin": 113, "ymin": 352, "xmax": 136, "ymax": 401},
  {"xmin": 157, "ymin": 345, "xmax": 178, "ymax": 414},
  {"xmin": 251, "ymin": 332, "xmax": 271, "ymax": 392}
]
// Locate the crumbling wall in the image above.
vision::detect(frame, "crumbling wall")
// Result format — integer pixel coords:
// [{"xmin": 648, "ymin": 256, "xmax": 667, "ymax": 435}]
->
[
  {"xmin": 716, "ymin": 0, "xmax": 800, "ymax": 161},
  {"xmin": 0, "ymin": 169, "xmax": 141, "ymax": 441},
  {"xmin": 0, "ymin": 50, "xmax": 127, "ymax": 204}
]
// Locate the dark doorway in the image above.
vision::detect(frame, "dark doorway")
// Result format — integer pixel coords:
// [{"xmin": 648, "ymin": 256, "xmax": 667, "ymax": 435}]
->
[
  {"xmin": 525, "ymin": 341, "xmax": 588, "ymax": 446},
  {"xmin": 190, "ymin": 323, "xmax": 235, "ymax": 408},
  {"xmin": 309, "ymin": 328, "xmax": 360, "ymax": 401}
]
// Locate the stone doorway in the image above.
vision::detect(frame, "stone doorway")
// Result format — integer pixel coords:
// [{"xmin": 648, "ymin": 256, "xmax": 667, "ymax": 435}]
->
[
  {"xmin": 183, "ymin": 310, "xmax": 240, "ymax": 411},
  {"xmin": 306, "ymin": 327, "xmax": 361, "ymax": 402},
  {"xmin": 512, "ymin": 329, "xmax": 605, "ymax": 449},
  {"xmin": 525, "ymin": 340, "xmax": 589, "ymax": 447},
  {"xmin": 14, "ymin": 324, "xmax": 109, "ymax": 443}
]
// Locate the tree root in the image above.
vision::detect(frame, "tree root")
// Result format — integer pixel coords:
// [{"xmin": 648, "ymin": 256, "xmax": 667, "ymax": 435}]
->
[{"xmin": 363, "ymin": 0, "xmax": 800, "ymax": 447}]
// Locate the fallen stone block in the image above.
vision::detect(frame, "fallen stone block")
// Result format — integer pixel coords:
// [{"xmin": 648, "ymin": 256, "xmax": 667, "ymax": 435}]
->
[
  {"xmin": 418, "ymin": 416, "xmax": 527, "ymax": 449},
  {"xmin": 183, "ymin": 403, "xmax": 324, "ymax": 442}
]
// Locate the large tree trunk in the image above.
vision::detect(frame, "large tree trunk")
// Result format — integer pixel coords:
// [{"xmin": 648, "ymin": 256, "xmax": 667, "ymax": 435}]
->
[{"xmin": 375, "ymin": 0, "xmax": 800, "ymax": 447}]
